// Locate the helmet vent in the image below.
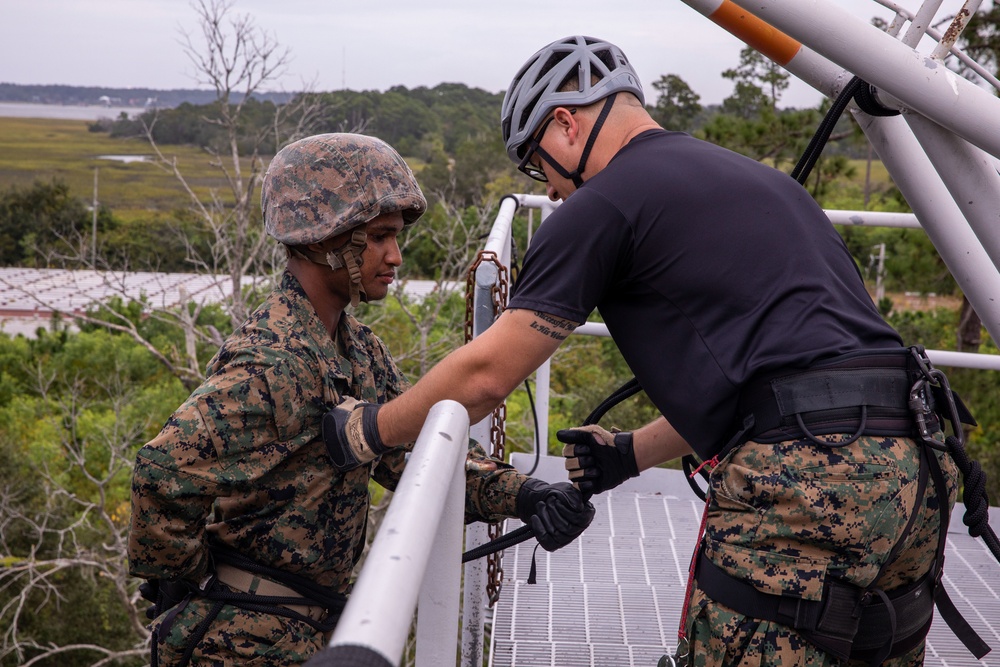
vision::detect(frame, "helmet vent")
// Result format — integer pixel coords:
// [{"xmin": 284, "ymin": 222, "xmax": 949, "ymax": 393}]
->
[{"xmin": 500, "ymin": 36, "xmax": 645, "ymax": 163}]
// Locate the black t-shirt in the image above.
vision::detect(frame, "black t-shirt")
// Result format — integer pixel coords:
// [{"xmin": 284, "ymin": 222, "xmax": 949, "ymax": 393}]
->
[{"xmin": 508, "ymin": 129, "xmax": 903, "ymax": 458}]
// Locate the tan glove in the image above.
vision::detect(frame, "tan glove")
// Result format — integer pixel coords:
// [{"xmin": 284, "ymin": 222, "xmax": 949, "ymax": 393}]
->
[{"xmin": 321, "ymin": 397, "xmax": 388, "ymax": 471}]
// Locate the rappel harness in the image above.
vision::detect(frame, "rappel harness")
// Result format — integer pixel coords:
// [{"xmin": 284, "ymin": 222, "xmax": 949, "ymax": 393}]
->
[
  {"xmin": 142, "ymin": 545, "xmax": 347, "ymax": 667},
  {"xmin": 462, "ymin": 347, "xmax": 998, "ymax": 663},
  {"xmin": 686, "ymin": 347, "xmax": 995, "ymax": 664}
]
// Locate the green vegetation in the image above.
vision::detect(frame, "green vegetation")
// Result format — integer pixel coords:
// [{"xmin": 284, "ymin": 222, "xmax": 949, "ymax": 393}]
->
[
  {"xmin": 2, "ymin": 4, "xmax": 999, "ymax": 659},
  {"xmin": 0, "ymin": 117, "xmax": 235, "ymax": 221}
]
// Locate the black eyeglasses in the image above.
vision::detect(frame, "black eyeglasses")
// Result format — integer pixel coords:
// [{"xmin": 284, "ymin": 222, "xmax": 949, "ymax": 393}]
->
[{"xmin": 516, "ymin": 115, "xmax": 557, "ymax": 182}]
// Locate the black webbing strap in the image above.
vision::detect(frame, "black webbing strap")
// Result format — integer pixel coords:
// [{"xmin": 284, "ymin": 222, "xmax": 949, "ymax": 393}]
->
[
  {"xmin": 696, "ymin": 553, "xmax": 861, "ymax": 661},
  {"xmin": 696, "ymin": 552, "xmax": 939, "ymax": 662},
  {"xmin": 462, "ymin": 524, "xmax": 534, "ymax": 563},
  {"xmin": 934, "ymin": 584, "xmax": 992, "ymax": 659},
  {"xmin": 925, "ymin": 447, "xmax": 992, "ymax": 660},
  {"xmin": 164, "ymin": 547, "xmax": 349, "ymax": 667},
  {"xmin": 737, "ymin": 364, "xmax": 918, "ymax": 443},
  {"xmin": 211, "ymin": 545, "xmax": 347, "ymax": 614}
]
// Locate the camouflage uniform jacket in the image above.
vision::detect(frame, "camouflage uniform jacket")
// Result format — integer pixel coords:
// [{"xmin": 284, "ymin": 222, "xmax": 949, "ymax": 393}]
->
[{"xmin": 128, "ymin": 270, "xmax": 524, "ymax": 593}]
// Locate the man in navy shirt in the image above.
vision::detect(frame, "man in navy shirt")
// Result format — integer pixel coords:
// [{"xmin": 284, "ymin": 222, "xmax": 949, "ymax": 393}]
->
[{"xmin": 325, "ymin": 36, "xmax": 963, "ymax": 666}]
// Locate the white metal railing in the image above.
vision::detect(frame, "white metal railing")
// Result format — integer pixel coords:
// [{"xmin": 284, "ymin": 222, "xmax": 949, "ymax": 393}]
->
[{"xmin": 305, "ymin": 400, "xmax": 469, "ymax": 667}]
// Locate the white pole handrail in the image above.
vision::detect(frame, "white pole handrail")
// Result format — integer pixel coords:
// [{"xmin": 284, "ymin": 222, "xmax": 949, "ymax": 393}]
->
[{"xmin": 305, "ymin": 400, "xmax": 470, "ymax": 667}]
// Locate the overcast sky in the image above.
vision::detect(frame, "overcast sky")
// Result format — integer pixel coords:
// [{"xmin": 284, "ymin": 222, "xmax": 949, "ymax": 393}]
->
[{"xmin": 0, "ymin": 0, "xmax": 984, "ymax": 109}]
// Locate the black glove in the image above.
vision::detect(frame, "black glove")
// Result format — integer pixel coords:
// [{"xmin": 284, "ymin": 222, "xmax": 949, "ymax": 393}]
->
[
  {"xmin": 138, "ymin": 578, "xmax": 192, "ymax": 620},
  {"xmin": 515, "ymin": 478, "xmax": 595, "ymax": 552},
  {"xmin": 322, "ymin": 397, "xmax": 389, "ymax": 471},
  {"xmin": 559, "ymin": 424, "xmax": 639, "ymax": 495},
  {"xmin": 138, "ymin": 579, "xmax": 160, "ymax": 620}
]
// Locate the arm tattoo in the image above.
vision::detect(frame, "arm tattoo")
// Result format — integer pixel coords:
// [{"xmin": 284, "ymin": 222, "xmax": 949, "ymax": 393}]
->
[{"xmin": 528, "ymin": 311, "xmax": 577, "ymax": 341}]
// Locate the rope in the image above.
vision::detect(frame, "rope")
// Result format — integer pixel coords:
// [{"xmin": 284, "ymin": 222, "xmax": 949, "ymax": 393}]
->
[
  {"xmin": 791, "ymin": 76, "xmax": 900, "ymax": 186},
  {"xmin": 946, "ymin": 434, "xmax": 1000, "ymax": 559}
]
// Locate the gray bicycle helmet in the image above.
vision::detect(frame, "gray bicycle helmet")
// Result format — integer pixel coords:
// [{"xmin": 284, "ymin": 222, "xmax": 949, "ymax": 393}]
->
[{"xmin": 501, "ymin": 35, "xmax": 645, "ymax": 163}]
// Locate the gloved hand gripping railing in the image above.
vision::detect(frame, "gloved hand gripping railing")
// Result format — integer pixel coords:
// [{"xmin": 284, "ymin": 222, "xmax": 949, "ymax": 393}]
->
[{"xmin": 461, "ymin": 378, "xmax": 641, "ymax": 563}]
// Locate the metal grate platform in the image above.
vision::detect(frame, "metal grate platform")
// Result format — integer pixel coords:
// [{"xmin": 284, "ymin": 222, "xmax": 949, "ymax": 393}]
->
[{"xmin": 491, "ymin": 454, "xmax": 1000, "ymax": 667}]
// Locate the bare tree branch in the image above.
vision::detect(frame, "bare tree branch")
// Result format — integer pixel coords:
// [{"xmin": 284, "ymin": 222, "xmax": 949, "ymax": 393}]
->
[{"xmin": 0, "ymin": 362, "xmax": 155, "ymax": 663}]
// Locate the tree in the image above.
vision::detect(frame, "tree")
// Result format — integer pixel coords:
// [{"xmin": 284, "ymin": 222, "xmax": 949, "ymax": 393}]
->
[
  {"xmin": 721, "ymin": 47, "xmax": 789, "ymax": 117},
  {"xmin": 145, "ymin": 0, "xmax": 325, "ymax": 328},
  {"xmin": 0, "ymin": 3, "xmax": 328, "ymax": 663},
  {"xmin": 953, "ymin": 6, "xmax": 1000, "ymax": 83},
  {"xmin": 943, "ymin": 5, "xmax": 1000, "ymax": 352},
  {"xmin": 7, "ymin": 0, "xmax": 329, "ymax": 391},
  {"xmin": 0, "ymin": 180, "xmax": 116, "ymax": 269},
  {"xmin": 0, "ymin": 329, "xmax": 186, "ymax": 666},
  {"xmin": 649, "ymin": 74, "xmax": 703, "ymax": 131}
]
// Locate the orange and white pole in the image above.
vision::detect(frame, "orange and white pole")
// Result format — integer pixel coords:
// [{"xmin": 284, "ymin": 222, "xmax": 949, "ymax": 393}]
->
[{"xmin": 675, "ymin": 0, "xmax": 1000, "ymax": 351}]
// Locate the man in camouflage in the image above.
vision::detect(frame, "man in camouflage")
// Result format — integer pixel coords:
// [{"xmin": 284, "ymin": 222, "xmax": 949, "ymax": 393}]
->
[{"xmin": 128, "ymin": 133, "xmax": 595, "ymax": 666}]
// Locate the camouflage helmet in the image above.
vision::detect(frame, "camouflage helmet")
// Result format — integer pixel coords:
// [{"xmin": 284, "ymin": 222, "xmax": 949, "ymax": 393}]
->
[{"xmin": 262, "ymin": 133, "xmax": 426, "ymax": 245}]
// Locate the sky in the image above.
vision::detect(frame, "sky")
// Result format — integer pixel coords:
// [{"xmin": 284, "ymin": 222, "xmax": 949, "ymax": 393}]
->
[{"xmin": 0, "ymin": 0, "xmax": 987, "ymax": 109}]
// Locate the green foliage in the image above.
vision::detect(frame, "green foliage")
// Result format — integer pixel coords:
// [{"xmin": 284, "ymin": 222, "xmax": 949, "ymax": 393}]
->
[
  {"xmin": 78, "ymin": 294, "xmax": 235, "ymax": 372},
  {"xmin": 108, "ymin": 98, "xmax": 291, "ymax": 155},
  {"xmin": 0, "ymin": 178, "xmax": 221, "ymax": 272},
  {"xmin": 327, "ymin": 83, "xmax": 504, "ymax": 155},
  {"xmin": 417, "ymin": 133, "xmax": 520, "ymax": 209},
  {"xmin": 0, "ymin": 328, "xmax": 186, "ymax": 664},
  {"xmin": 882, "ymin": 307, "xmax": 1000, "ymax": 502},
  {"xmin": 104, "ymin": 83, "xmax": 509, "ymax": 175},
  {"xmin": 649, "ymin": 74, "xmax": 703, "ymax": 131},
  {"xmin": 0, "ymin": 116, "xmax": 240, "ymax": 222},
  {"xmin": 3, "ymin": 573, "xmax": 145, "ymax": 667},
  {"xmin": 721, "ymin": 47, "xmax": 790, "ymax": 116},
  {"xmin": 697, "ymin": 106, "xmax": 822, "ymax": 169},
  {"xmin": 839, "ymin": 226, "xmax": 957, "ymax": 296},
  {"xmin": 102, "ymin": 208, "xmax": 216, "ymax": 272},
  {"xmin": 354, "ymin": 289, "xmax": 467, "ymax": 381},
  {"xmin": 505, "ymin": 331, "xmax": 662, "ymax": 458},
  {"xmin": 0, "ymin": 179, "xmax": 114, "ymax": 267}
]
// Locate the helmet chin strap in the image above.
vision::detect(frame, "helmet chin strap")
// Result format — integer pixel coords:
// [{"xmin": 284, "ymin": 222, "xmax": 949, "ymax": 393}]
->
[
  {"xmin": 539, "ymin": 93, "xmax": 618, "ymax": 188},
  {"xmin": 292, "ymin": 228, "xmax": 369, "ymax": 307}
]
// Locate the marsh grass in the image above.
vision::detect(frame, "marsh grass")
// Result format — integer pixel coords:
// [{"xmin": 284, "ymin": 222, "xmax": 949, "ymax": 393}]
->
[{"xmin": 0, "ymin": 117, "xmax": 252, "ymax": 219}]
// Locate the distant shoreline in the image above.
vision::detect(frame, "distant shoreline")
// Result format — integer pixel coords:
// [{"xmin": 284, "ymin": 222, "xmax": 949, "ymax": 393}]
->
[{"xmin": 0, "ymin": 102, "xmax": 147, "ymax": 121}]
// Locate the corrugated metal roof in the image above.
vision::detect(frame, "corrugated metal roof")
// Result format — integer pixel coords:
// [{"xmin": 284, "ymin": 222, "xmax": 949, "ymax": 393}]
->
[
  {"xmin": 492, "ymin": 454, "xmax": 1000, "ymax": 667},
  {"xmin": 0, "ymin": 267, "xmax": 457, "ymax": 337}
]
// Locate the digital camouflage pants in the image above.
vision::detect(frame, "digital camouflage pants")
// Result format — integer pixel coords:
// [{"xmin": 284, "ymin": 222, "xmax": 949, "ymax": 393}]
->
[
  {"xmin": 151, "ymin": 595, "xmax": 326, "ymax": 666},
  {"xmin": 683, "ymin": 433, "xmax": 958, "ymax": 667}
]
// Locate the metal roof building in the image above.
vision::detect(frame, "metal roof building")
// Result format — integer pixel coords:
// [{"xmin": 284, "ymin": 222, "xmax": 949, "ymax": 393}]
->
[{"xmin": 0, "ymin": 267, "xmax": 457, "ymax": 337}]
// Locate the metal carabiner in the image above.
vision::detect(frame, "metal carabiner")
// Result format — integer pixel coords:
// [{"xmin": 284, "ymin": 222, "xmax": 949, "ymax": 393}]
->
[
  {"xmin": 928, "ymin": 366, "xmax": 966, "ymax": 448},
  {"xmin": 658, "ymin": 640, "xmax": 689, "ymax": 667},
  {"xmin": 908, "ymin": 376, "xmax": 948, "ymax": 452}
]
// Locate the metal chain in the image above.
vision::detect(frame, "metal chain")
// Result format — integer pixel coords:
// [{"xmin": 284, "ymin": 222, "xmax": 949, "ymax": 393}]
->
[{"xmin": 464, "ymin": 250, "xmax": 509, "ymax": 606}]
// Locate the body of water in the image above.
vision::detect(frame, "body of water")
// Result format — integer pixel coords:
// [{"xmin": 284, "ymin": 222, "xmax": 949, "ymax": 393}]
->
[{"xmin": 0, "ymin": 102, "xmax": 147, "ymax": 121}]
